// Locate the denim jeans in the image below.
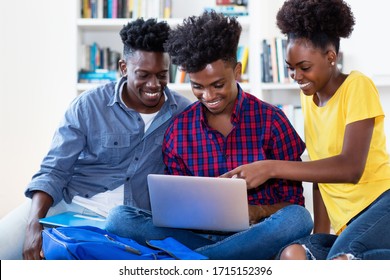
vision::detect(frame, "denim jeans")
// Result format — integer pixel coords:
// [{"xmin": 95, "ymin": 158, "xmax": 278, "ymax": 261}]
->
[
  {"xmin": 277, "ymin": 189, "xmax": 390, "ymax": 260},
  {"xmin": 105, "ymin": 204, "xmax": 313, "ymax": 260}
]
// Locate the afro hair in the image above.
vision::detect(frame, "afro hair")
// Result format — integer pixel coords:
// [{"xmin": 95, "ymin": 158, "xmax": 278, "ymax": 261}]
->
[
  {"xmin": 165, "ymin": 10, "xmax": 242, "ymax": 73},
  {"xmin": 276, "ymin": 0, "xmax": 355, "ymax": 52},
  {"xmin": 120, "ymin": 18, "xmax": 171, "ymax": 58}
]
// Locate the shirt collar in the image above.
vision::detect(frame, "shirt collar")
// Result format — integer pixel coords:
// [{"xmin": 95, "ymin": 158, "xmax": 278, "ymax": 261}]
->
[
  {"xmin": 231, "ymin": 84, "xmax": 245, "ymax": 125},
  {"xmin": 107, "ymin": 76, "xmax": 127, "ymax": 107}
]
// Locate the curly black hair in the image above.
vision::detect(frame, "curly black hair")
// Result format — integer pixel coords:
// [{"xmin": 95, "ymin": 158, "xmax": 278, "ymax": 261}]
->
[
  {"xmin": 120, "ymin": 18, "xmax": 171, "ymax": 59},
  {"xmin": 276, "ymin": 0, "xmax": 355, "ymax": 53},
  {"xmin": 165, "ymin": 10, "xmax": 242, "ymax": 73}
]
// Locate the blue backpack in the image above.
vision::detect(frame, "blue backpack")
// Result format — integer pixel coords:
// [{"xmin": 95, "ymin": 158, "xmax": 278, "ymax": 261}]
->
[{"xmin": 42, "ymin": 225, "xmax": 207, "ymax": 260}]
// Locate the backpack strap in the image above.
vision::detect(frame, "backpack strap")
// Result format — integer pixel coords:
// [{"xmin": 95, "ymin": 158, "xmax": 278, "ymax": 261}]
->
[{"xmin": 147, "ymin": 237, "xmax": 208, "ymax": 260}]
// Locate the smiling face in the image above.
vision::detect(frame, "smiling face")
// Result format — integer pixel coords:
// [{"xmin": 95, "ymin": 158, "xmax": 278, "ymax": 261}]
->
[
  {"xmin": 188, "ymin": 60, "xmax": 241, "ymax": 116},
  {"xmin": 286, "ymin": 38, "xmax": 336, "ymax": 97},
  {"xmin": 119, "ymin": 50, "xmax": 170, "ymax": 113}
]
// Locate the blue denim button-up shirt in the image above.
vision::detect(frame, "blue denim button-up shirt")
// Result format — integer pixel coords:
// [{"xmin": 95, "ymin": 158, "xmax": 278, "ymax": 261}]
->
[{"xmin": 25, "ymin": 77, "xmax": 191, "ymax": 210}]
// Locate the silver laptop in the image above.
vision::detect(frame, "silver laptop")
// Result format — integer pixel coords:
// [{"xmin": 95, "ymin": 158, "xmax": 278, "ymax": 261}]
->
[{"xmin": 147, "ymin": 174, "xmax": 250, "ymax": 232}]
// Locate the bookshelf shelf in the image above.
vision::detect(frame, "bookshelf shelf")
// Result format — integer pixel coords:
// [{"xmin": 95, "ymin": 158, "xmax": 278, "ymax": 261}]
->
[
  {"xmin": 377, "ymin": 82, "xmax": 390, "ymax": 88},
  {"xmin": 76, "ymin": 17, "xmax": 250, "ymax": 32},
  {"xmin": 372, "ymin": 76, "xmax": 390, "ymax": 88},
  {"xmin": 77, "ymin": 19, "xmax": 129, "ymax": 31},
  {"xmin": 261, "ymin": 83, "xmax": 299, "ymax": 91}
]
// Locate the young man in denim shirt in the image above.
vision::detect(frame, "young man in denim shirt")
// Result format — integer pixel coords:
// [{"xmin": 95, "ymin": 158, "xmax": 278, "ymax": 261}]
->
[{"xmin": 0, "ymin": 18, "xmax": 191, "ymax": 260}]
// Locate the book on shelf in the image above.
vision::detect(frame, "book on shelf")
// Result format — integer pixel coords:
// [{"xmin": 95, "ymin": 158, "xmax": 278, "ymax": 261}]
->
[
  {"xmin": 97, "ymin": 0, "xmax": 104, "ymax": 18},
  {"xmin": 275, "ymin": 37, "xmax": 289, "ymax": 84},
  {"xmin": 163, "ymin": 0, "xmax": 172, "ymax": 18},
  {"xmin": 237, "ymin": 45, "xmax": 249, "ymax": 75},
  {"xmin": 261, "ymin": 37, "xmax": 291, "ymax": 84},
  {"xmin": 281, "ymin": 39, "xmax": 289, "ymax": 82},
  {"xmin": 112, "ymin": 0, "xmax": 117, "ymax": 18},
  {"xmin": 261, "ymin": 39, "xmax": 273, "ymax": 83},
  {"xmin": 169, "ymin": 63, "xmax": 177, "ymax": 84},
  {"xmin": 82, "ymin": 0, "xmax": 91, "ymax": 18},
  {"xmin": 269, "ymin": 38, "xmax": 278, "ymax": 84}
]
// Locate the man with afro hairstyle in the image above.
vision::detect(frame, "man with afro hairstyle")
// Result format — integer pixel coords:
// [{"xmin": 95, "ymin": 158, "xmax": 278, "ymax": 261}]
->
[
  {"xmin": 0, "ymin": 18, "xmax": 191, "ymax": 260},
  {"xmin": 105, "ymin": 11, "xmax": 313, "ymax": 260}
]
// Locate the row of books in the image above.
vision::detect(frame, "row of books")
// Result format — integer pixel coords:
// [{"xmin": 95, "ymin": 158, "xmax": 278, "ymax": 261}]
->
[
  {"xmin": 261, "ymin": 37, "xmax": 291, "ymax": 84},
  {"xmin": 237, "ymin": 45, "xmax": 249, "ymax": 82},
  {"xmin": 213, "ymin": 0, "xmax": 248, "ymax": 16},
  {"xmin": 81, "ymin": 0, "xmax": 172, "ymax": 19},
  {"xmin": 205, "ymin": 4, "xmax": 248, "ymax": 16},
  {"xmin": 78, "ymin": 42, "xmax": 120, "ymax": 83},
  {"xmin": 79, "ymin": 42, "xmax": 249, "ymax": 84},
  {"xmin": 79, "ymin": 42, "xmax": 121, "ymax": 73},
  {"xmin": 81, "ymin": 0, "xmax": 249, "ymax": 19},
  {"xmin": 261, "ymin": 37, "xmax": 344, "ymax": 84}
]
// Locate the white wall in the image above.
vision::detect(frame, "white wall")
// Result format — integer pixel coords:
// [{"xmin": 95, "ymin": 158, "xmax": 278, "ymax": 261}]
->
[
  {"xmin": 342, "ymin": 1, "xmax": 390, "ymax": 78},
  {"xmin": 0, "ymin": 0, "xmax": 389, "ymax": 218},
  {"xmin": 341, "ymin": 1, "xmax": 390, "ymax": 150},
  {"xmin": 0, "ymin": 0, "xmax": 77, "ymax": 217}
]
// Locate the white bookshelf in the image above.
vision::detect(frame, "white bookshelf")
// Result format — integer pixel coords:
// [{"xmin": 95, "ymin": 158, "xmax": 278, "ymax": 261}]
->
[{"xmin": 75, "ymin": 1, "xmax": 294, "ymax": 100}]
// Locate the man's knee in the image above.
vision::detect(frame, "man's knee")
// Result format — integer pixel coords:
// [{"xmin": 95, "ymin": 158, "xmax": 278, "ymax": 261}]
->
[{"xmin": 279, "ymin": 244, "xmax": 307, "ymax": 260}]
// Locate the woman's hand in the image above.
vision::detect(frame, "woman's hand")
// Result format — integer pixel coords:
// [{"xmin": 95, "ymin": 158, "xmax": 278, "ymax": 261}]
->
[{"xmin": 221, "ymin": 161, "xmax": 272, "ymax": 189}]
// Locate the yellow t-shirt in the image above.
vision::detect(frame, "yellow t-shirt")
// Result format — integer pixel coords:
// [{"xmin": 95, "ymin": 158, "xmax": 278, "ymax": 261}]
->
[{"xmin": 301, "ymin": 71, "xmax": 390, "ymax": 234}]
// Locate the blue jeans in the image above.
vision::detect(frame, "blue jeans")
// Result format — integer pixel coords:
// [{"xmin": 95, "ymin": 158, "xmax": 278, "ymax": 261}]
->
[
  {"xmin": 278, "ymin": 189, "xmax": 390, "ymax": 260},
  {"xmin": 105, "ymin": 204, "xmax": 313, "ymax": 260}
]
